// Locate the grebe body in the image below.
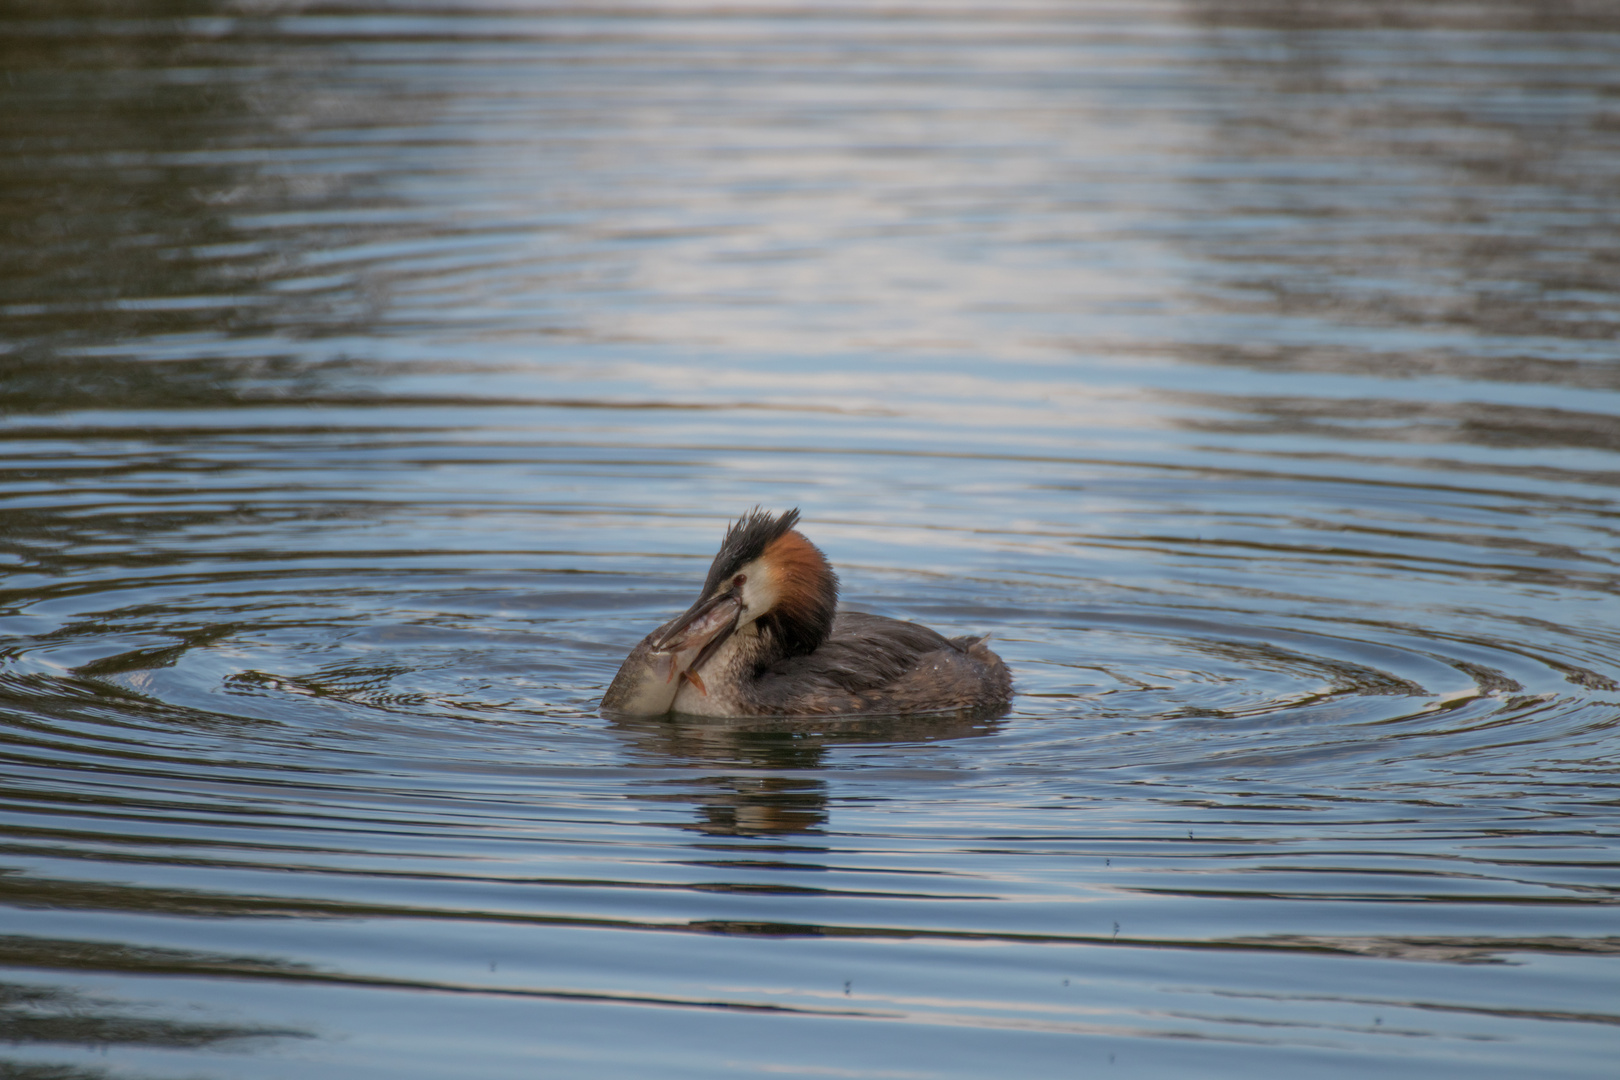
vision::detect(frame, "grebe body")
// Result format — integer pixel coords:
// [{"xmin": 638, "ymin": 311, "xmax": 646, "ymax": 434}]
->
[{"xmin": 602, "ymin": 509, "xmax": 1011, "ymax": 717}]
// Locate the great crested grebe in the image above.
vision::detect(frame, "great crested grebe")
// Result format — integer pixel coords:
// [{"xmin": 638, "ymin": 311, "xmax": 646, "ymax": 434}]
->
[{"xmin": 601, "ymin": 509, "xmax": 1012, "ymax": 717}]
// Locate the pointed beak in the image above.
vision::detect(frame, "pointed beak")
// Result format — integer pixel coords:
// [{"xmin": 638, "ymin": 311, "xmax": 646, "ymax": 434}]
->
[{"xmin": 654, "ymin": 586, "xmax": 743, "ymax": 676}]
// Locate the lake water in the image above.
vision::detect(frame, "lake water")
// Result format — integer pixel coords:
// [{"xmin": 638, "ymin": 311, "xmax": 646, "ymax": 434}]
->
[{"xmin": 3, "ymin": 2, "xmax": 1619, "ymax": 1077}]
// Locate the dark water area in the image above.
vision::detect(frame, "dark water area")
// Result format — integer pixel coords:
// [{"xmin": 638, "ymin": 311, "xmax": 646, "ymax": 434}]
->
[{"xmin": 3, "ymin": 1, "xmax": 1619, "ymax": 1076}]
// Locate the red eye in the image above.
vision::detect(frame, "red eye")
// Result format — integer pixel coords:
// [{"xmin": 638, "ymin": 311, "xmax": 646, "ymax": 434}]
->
[{"xmin": 733, "ymin": 574, "xmax": 746, "ymax": 587}]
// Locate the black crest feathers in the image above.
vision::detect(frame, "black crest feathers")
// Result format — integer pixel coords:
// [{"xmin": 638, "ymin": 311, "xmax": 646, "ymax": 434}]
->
[{"xmin": 702, "ymin": 507, "xmax": 801, "ymax": 596}]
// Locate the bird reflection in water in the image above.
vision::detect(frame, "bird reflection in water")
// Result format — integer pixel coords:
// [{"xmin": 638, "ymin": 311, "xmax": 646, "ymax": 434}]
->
[{"xmin": 608, "ymin": 710, "xmax": 1003, "ymax": 836}]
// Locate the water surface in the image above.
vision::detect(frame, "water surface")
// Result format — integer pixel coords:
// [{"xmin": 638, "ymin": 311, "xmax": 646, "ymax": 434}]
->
[{"xmin": 3, "ymin": 2, "xmax": 1619, "ymax": 1077}]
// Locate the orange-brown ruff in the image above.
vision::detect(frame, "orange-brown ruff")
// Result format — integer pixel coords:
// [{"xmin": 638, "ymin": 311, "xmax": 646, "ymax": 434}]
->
[{"xmin": 601, "ymin": 509, "xmax": 1013, "ymax": 717}]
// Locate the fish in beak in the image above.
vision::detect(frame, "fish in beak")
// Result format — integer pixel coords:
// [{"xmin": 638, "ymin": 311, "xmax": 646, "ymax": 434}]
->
[
  {"xmin": 652, "ymin": 584, "xmax": 744, "ymax": 695},
  {"xmin": 600, "ymin": 583, "xmax": 743, "ymax": 714}
]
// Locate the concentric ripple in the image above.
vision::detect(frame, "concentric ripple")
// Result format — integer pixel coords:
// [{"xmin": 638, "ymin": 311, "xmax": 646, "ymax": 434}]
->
[
  {"xmin": 3, "ymin": 407, "xmax": 1618, "ymax": 1080},
  {"xmin": 4, "ymin": 1, "xmax": 1620, "ymax": 1077}
]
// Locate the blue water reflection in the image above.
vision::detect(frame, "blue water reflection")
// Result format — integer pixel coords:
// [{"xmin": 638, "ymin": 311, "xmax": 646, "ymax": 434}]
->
[{"xmin": 2, "ymin": 2, "xmax": 1619, "ymax": 1078}]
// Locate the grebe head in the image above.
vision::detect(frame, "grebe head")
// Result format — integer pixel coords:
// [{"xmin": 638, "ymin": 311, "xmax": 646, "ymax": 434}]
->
[{"xmin": 654, "ymin": 508, "xmax": 839, "ymax": 682}]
